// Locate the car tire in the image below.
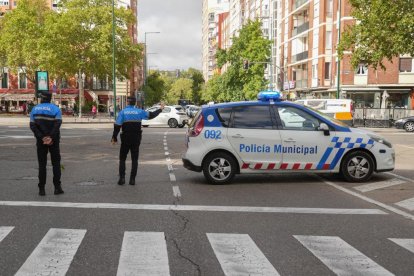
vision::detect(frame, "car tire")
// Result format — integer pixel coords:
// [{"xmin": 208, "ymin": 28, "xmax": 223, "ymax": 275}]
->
[
  {"xmin": 203, "ymin": 152, "xmax": 237, "ymax": 184},
  {"xmin": 168, "ymin": 119, "xmax": 178, "ymax": 128},
  {"xmin": 404, "ymin": 121, "xmax": 414, "ymax": 132},
  {"xmin": 142, "ymin": 125, "xmax": 149, "ymax": 128},
  {"xmin": 341, "ymin": 151, "xmax": 374, "ymax": 182},
  {"xmin": 177, "ymin": 123, "xmax": 185, "ymax": 128}
]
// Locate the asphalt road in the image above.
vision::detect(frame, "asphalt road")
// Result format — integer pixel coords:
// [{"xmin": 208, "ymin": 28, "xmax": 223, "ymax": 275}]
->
[{"xmin": 0, "ymin": 124, "xmax": 413, "ymax": 276}]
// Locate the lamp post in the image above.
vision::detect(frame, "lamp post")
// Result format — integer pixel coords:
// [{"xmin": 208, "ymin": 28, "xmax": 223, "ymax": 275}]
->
[
  {"xmin": 75, "ymin": 71, "xmax": 85, "ymax": 118},
  {"xmin": 143, "ymin": 32, "xmax": 160, "ymax": 86},
  {"xmin": 112, "ymin": 0, "xmax": 117, "ymax": 119},
  {"xmin": 336, "ymin": 0, "xmax": 342, "ymax": 99}
]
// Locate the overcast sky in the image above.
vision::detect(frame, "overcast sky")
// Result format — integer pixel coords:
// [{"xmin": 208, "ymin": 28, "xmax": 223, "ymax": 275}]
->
[{"xmin": 137, "ymin": 0, "xmax": 202, "ymax": 71}]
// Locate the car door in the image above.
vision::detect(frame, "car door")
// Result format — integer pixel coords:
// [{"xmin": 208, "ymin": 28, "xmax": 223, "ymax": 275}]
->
[
  {"xmin": 227, "ymin": 105, "xmax": 283, "ymax": 170},
  {"xmin": 274, "ymin": 105, "xmax": 337, "ymax": 171}
]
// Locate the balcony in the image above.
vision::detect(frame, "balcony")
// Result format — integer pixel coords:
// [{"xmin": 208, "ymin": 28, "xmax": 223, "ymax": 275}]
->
[
  {"xmin": 293, "ymin": 0, "xmax": 309, "ymax": 10},
  {"xmin": 295, "ymin": 79, "xmax": 308, "ymax": 88},
  {"xmin": 292, "ymin": 22, "xmax": 309, "ymax": 36},
  {"xmin": 291, "ymin": 51, "xmax": 308, "ymax": 63}
]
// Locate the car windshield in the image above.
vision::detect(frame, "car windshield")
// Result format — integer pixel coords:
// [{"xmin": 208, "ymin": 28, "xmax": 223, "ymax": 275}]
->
[{"xmin": 303, "ymin": 105, "xmax": 349, "ymax": 127}]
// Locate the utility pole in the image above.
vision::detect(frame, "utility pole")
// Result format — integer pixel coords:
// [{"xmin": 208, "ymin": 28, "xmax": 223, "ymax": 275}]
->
[{"xmin": 336, "ymin": 0, "xmax": 342, "ymax": 99}]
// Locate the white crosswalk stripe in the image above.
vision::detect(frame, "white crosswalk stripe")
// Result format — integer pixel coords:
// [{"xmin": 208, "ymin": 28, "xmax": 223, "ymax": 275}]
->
[
  {"xmin": 117, "ymin": 231, "xmax": 170, "ymax": 276},
  {"xmin": 294, "ymin": 235, "xmax": 394, "ymax": 276},
  {"xmin": 395, "ymin": 197, "xmax": 414, "ymax": 211},
  {"xmin": 389, "ymin": 238, "xmax": 414, "ymax": 254},
  {"xmin": 0, "ymin": 226, "xmax": 14, "ymax": 242},
  {"xmin": 2, "ymin": 226, "xmax": 414, "ymax": 275},
  {"xmin": 354, "ymin": 178, "xmax": 406, "ymax": 193},
  {"xmin": 207, "ymin": 233, "xmax": 280, "ymax": 276},
  {"xmin": 15, "ymin": 228, "xmax": 86, "ymax": 276}
]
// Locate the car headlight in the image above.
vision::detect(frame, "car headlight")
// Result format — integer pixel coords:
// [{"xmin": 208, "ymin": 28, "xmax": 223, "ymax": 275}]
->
[{"xmin": 368, "ymin": 134, "xmax": 392, "ymax": 148}]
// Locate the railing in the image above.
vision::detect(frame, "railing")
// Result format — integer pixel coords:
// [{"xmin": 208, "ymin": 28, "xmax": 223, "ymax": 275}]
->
[
  {"xmin": 353, "ymin": 108, "xmax": 414, "ymax": 128},
  {"xmin": 291, "ymin": 51, "xmax": 308, "ymax": 63},
  {"xmin": 292, "ymin": 22, "xmax": 309, "ymax": 36},
  {"xmin": 293, "ymin": 0, "xmax": 309, "ymax": 10},
  {"xmin": 295, "ymin": 79, "xmax": 308, "ymax": 88}
]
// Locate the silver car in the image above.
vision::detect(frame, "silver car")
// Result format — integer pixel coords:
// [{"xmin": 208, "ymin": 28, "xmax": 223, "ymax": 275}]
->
[{"xmin": 142, "ymin": 105, "xmax": 189, "ymax": 128}]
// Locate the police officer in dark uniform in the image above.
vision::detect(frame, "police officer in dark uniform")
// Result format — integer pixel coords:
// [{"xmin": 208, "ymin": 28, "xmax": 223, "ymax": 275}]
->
[
  {"xmin": 29, "ymin": 92, "xmax": 64, "ymax": 196},
  {"xmin": 111, "ymin": 97, "xmax": 164, "ymax": 185}
]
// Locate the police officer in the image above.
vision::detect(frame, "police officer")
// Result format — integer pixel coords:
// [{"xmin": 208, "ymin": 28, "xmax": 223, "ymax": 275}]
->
[
  {"xmin": 29, "ymin": 92, "xmax": 64, "ymax": 196},
  {"xmin": 111, "ymin": 97, "xmax": 164, "ymax": 185}
]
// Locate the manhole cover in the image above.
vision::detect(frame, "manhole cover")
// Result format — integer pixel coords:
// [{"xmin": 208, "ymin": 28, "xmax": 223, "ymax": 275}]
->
[{"xmin": 77, "ymin": 181, "xmax": 99, "ymax": 186}]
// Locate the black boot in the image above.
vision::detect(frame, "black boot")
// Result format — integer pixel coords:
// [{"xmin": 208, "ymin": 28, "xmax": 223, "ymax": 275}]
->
[
  {"xmin": 54, "ymin": 185, "xmax": 64, "ymax": 195},
  {"xmin": 129, "ymin": 178, "xmax": 135, "ymax": 185},
  {"xmin": 39, "ymin": 187, "xmax": 46, "ymax": 196},
  {"xmin": 118, "ymin": 177, "xmax": 125, "ymax": 185}
]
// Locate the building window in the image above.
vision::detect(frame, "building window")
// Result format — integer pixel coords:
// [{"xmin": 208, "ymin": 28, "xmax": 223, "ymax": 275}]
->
[
  {"xmin": 19, "ymin": 73, "xmax": 27, "ymax": 88},
  {"xmin": 1, "ymin": 73, "xmax": 7, "ymax": 88},
  {"xmin": 325, "ymin": 31, "xmax": 332, "ymax": 49},
  {"xmin": 399, "ymin": 58, "xmax": 412, "ymax": 72},
  {"xmin": 324, "ymin": 62, "xmax": 331, "ymax": 79},
  {"xmin": 312, "ymin": 64, "xmax": 317, "ymax": 79},
  {"xmin": 355, "ymin": 64, "xmax": 368, "ymax": 75}
]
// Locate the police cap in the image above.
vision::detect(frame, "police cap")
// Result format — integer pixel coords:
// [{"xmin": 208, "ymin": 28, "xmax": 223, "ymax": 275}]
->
[{"xmin": 39, "ymin": 91, "xmax": 52, "ymax": 102}]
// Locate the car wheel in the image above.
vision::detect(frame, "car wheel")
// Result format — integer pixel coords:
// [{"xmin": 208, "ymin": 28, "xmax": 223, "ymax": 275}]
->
[
  {"xmin": 142, "ymin": 125, "xmax": 149, "ymax": 128},
  {"xmin": 203, "ymin": 152, "xmax": 237, "ymax": 184},
  {"xmin": 341, "ymin": 151, "xmax": 374, "ymax": 182},
  {"xmin": 177, "ymin": 123, "xmax": 185, "ymax": 128},
  {"xmin": 168, "ymin": 119, "xmax": 178, "ymax": 128},
  {"xmin": 404, "ymin": 121, "xmax": 414, "ymax": 132}
]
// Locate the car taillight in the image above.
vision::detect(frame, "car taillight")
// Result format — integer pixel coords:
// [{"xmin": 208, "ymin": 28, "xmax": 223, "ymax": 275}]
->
[{"xmin": 189, "ymin": 113, "xmax": 204, "ymax": 137}]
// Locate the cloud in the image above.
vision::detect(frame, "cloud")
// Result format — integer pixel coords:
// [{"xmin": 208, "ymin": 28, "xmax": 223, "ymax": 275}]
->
[{"xmin": 138, "ymin": 0, "xmax": 202, "ymax": 71}]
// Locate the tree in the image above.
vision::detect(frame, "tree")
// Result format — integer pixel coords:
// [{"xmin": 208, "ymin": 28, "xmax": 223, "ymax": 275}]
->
[
  {"xmin": 206, "ymin": 20, "xmax": 271, "ymax": 101},
  {"xmin": 143, "ymin": 71, "xmax": 165, "ymax": 106},
  {"xmin": 338, "ymin": 0, "xmax": 414, "ymax": 69},
  {"xmin": 180, "ymin": 68, "xmax": 204, "ymax": 104},
  {"xmin": 166, "ymin": 78, "xmax": 193, "ymax": 105}
]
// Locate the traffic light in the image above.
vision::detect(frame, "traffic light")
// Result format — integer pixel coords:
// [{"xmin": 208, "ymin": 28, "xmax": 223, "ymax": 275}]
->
[{"xmin": 243, "ymin": 60, "xmax": 249, "ymax": 70}]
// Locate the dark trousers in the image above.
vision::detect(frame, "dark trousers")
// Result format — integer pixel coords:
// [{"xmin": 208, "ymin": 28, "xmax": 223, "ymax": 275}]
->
[
  {"xmin": 37, "ymin": 140, "xmax": 61, "ymax": 188},
  {"xmin": 119, "ymin": 142, "xmax": 140, "ymax": 179}
]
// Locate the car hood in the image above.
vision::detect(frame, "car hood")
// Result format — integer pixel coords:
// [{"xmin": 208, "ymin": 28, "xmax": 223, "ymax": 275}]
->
[{"xmin": 350, "ymin": 127, "xmax": 385, "ymax": 138}]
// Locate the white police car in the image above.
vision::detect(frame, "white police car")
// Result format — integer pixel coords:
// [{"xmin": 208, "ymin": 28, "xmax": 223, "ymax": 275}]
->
[{"xmin": 182, "ymin": 91, "xmax": 395, "ymax": 184}]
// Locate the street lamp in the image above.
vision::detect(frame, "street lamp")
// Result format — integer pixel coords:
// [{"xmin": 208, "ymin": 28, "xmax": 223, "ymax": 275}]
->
[
  {"xmin": 143, "ymin": 32, "xmax": 160, "ymax": 86},
  {"xmin": 75, "ymin": 71, "xmax": 85, "ymax": 118},
  {"xmin": 112, "ymin": 0, "xmax": 117, "ymax": 119}
]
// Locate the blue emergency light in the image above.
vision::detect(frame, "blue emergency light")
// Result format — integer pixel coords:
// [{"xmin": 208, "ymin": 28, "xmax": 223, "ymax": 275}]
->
[{"xmin": 257, "ymin": 90, "xmax": 282, "ymax": 101}]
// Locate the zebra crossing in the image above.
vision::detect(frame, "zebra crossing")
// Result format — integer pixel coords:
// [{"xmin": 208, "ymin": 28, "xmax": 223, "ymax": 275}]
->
[
  {"xmin": 353, "ymin": 175, "xmax": 414, "ymax": 212},
  {"xmin": 1, "ymin": 226, "xmax": 413, "ymax": 275}
]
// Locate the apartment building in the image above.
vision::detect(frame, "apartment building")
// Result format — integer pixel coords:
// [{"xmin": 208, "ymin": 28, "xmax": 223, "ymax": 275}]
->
[
  {"xmin": 277, "ymin": 0, "xmax": 414, "ymax": 109},
  {"xmin": 0, "ymin": 0, "xmax": 140, "ymax": 112}
]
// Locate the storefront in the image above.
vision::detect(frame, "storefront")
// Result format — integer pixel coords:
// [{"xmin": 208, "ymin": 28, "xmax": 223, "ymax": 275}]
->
[{"xmin": 343, "ymin": 87, "xmax": 413, "ymax": 109}]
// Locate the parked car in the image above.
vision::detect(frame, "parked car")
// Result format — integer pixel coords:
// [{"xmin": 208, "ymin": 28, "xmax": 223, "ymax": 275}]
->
[
  {"xmin": 186, "ymin": 105, "xmax": 201, "ymax": 118},
  {"xmin": 394, "ymin": 116, "xmax": 414, "ymax": 132},
  {"xmin": 142, "ymin": 105, "xmax": 189, "ymax": 128}
]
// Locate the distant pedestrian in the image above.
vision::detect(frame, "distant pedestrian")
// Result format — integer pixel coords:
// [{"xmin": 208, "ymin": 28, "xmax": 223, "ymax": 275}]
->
[
  {"xmin": 111, "ymin": 97, "xmax": 164, "ymax": 185},
  {"xmin": 109, "ymin": 105, "xmax": 114, "ymax": 118},
  {"xmin": 22, "ymin": 103, "xmax": 27, "ymax": 116},
  {"xmin": 29, "ymin": 91, "xmax": 64, "ymax": 196},
  {"xmin": 92, "ymin": 105, "xmax": 97, "ymax": 119}
]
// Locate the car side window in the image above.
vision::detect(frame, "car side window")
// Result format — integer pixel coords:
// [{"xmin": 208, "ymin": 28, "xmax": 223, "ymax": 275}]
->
[
  {"xmin": 232, "ymin": 105, "xmax": 274, "ymax": 129},
  {"xmin": 276, "ymin": 106, "xmax": 321, "ymax": 131},
  {"xmin": 162, "ymin": 107, "xmax": 171, "ymax": 113},
  {"xmin": 216, "ymin": 108, "xmax": 232, "ymax": 127}
]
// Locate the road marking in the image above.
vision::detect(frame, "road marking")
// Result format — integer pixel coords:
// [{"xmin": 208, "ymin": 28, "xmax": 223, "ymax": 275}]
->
[
  {"xmin": 167, "ymin": 164, "xmax": 173, "ymax": 172},
  {"xmin": 172, "ymin": 186, "xmax": 181, "ymax": 197},
  {"xmin": 397, "ymin": 144, "xmax": 414, "ymax": 150},
  {"xmin": 389, "ymin": 238, "xmax": 414, "ymax": 254},
  {"xmin": 165, "ymin": 152, "xmax": 169, "ymax": 156},
  {"xmin": 169, "ymin": 173, "xmax": 176, "ymax": 182},
  {"xmin": 294, "ymin": 235, "xmax": 393, "ymax": 276},
  {"xmin": 207, "ymin": 233, "xmax": 280, "ymax": 276},
  {"xmin": 0, "ymin": 201, "xmax": 387, "ymax": 215},
  {"xmin": 15, "ymin": 228, "xmax": 86, "ymax": 276},
  {"xmin": 395, "ymin": 197, "xmax": 414, "ymax": 211},
  {"xmin": 117, "ymin": 231, "xmax": 170, "ymax": 276},
  {"xmin": 354, "ymin": 178, "xmax": 406, "ymax": 192},
  {"xmin": 164, "ymin": 147, "xmax": 168, "ymax": 151},
  {"xmin": 316, "ymin": 175, "xmax": 414, "ymax": 221},
  {"xmin": 0, "ymin": 226, "xmax": 14, "ymax": 242},
  {"xmin": 385, "ymin": 172, "xmax": 414, "ymax": 183}
]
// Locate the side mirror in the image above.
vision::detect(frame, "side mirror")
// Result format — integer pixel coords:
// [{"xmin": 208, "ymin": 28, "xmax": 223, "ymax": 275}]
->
[{"xmin": 319, "ymin": 123, "xmax": 330, "ymax": 136}]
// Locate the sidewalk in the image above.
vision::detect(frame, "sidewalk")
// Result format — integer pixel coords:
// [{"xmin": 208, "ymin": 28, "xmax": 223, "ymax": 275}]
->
[{"xmin": 0, "ymin": 115, "xmax": 114, "ymax": 125}]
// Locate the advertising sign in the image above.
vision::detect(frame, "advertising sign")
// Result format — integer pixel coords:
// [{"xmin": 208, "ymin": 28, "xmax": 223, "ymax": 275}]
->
[{"xmin": 35, "ymin": 71, "xmax": 49, "ymax": 98}]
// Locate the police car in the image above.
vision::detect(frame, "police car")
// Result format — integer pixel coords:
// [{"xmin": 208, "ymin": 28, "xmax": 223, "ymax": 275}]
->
[{"xmin": 182, "ymin": 91, "xmax": 395, "ymax": 184}]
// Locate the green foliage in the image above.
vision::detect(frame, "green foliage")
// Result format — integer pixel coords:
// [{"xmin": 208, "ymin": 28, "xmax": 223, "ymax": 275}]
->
[
  {"xmin": 0, "ymin": 0, "xmax": 142, "ymax": 85},
  {"xmin": 166, "ymin": 78, "xmax": 193, "ymax": 105},
  {"xmin": 143, "ymin": 71, "xmax": 165, "ymax": 106},
  {"xmin": 203, "ymin": 20, "xmax": 271, "ymax": 102},
  {"xmin": 338, "ymin": 0, "xmax": 414, "ymax": 69}
]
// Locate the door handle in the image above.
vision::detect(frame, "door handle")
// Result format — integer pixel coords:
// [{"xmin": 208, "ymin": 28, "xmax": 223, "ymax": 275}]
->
[
  {"xmin": 232, "ymin": 134, "xmax": 244, "ymax": 139},
  {"xmin": 283, "ymin": 138, "xmax": 296, "ymax": 142}
]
